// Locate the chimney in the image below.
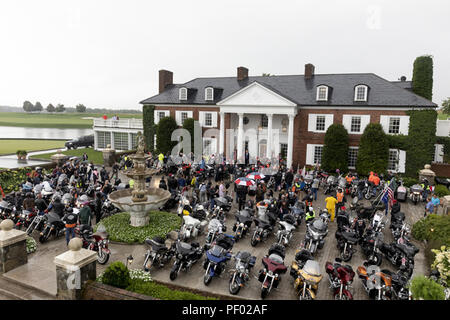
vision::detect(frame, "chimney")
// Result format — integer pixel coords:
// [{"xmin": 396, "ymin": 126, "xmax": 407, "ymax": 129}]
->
[
  {"xmin": 400, "ymin": 76, "xmax": 407, "ymax": 82},
  {"xmin": 159, "ymin": 69, "xmax": 173, "ymax": 93},
  {"xmin": 237, "ymin": 66, "xmax": 248, "ymax": 81},
  {"xmin": 304, "ymin": 63, "xmax": 315, "ymax": 80}
]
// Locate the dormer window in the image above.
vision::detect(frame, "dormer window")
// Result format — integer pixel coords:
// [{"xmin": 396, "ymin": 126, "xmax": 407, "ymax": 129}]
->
[
  {"xmin": 316, "ymin": 85, "xmax": 328, "ymax": 101},
  {"xmin": 354, "ymin": 85, "xmax": 368, "ymax": 101},
  {"xmin": 179, "ymin": 87, "xmax": 187, "ymax": 101},
  {"xmin": 205, "ymin": 87, "xmax": 214, "ymax": 101}
]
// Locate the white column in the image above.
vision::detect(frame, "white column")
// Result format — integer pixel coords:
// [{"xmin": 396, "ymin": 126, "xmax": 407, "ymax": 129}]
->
[
  {"xmin": 287, "ymin": 114, "xmax": 295, "ymax": 169},
  {"xmin": 219, "ymin": 111, "xmax": 225, "ymax": 156},
  {"xmin": 237, "ymin": 113, "xmax": 244, "ymax": 162},
  {"xmin": 266, "ymin": 114, "xmax": 273, "ymax": 159}
]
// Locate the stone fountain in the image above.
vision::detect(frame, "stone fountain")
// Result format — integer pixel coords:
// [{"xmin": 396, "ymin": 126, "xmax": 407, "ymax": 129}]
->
[{"xmin": 108, "ymin": 132, "xmax": 171, "ymax": 227}]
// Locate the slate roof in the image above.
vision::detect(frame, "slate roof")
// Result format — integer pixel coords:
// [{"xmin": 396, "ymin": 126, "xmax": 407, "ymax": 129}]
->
[{"xmin": 140, "ymin": 73, "xmax": 436, "ymax": 108}]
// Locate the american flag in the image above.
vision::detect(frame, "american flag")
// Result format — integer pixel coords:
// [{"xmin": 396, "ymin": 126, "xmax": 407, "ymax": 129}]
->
[{"xmin": 382, "ymin": 178, "xmax": 397, "ymax": 207}]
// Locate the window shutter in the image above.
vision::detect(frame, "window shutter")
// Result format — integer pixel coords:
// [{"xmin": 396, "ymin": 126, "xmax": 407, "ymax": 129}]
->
[
  {"xmin": 342, "ymin": 115, "xmax": 352, "ymax": 132},
  {"xmin": 199, "ymin": 112, "xmax": 204, "ymax": 127},
  {"xmin": 325, "ymin": 114, "xmax": 334, "ymax": 131},
  {"xmin": 380, "ymin": 116, "xmax": 389, "ymax": 133},
  {"xmin": 360, "ymin": 115, "xmax": 371, "ymax": 133},
  {"xmin": 308, "ymin": 114, "xmax": 315, "ymax": 132},
  {"xmin": 398, "ymin": 150, "xmax": 406, "ymax": 173},
  {"xmin": 175, "ymin": 111, "xmax": 181, "ymax": 126},
  {"xmin": 399, "ymin": 116, "xmax": 410, "ymax": 135},
  {"xmin": 187, "ymin": 111, "xmax": 193, "ymax": 119},
  {"xmin": 306, "ymin": 144, "xmax": 314, "ymax": 165},
  {"xmin": 212, "ymin": 112, "xmax": 218, "ymax": 127},
  {"xmin": 154, "ymin": 110, "xmax": 159, "ymax": 124}
]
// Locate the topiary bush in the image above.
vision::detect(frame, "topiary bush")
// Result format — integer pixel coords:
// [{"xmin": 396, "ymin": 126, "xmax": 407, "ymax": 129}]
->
[
  {"xmin": 143, "ymin": 104, "xmax": 155, "ymax": 152},
  {"xmin": 101, "ymin": 261, "xmax": 131, "ymax": 289},
  {"xmin": 356, "ymin": 123, "xmax": 389, "ymax": 176},
  {"xmin": 402, "ymin": 177, "xmax": 418, "ymax": 188},
  {"xmin": 434, "ymin": 185, "xmax": 450, "ymax": 198},
  {"xmin": 410, "ymin": 275, "xmax": 445, "ymax": 300},
  {"xmin": 412, "ymin": 55, "xmax": 433, "ymax": 101},
  {"xmin": 321, "ymin": 124, "xmax": 349, "ymax": 173},
  {"xmin": 156, "ymin": 116, "xmax": 179, "ymax": 154}
]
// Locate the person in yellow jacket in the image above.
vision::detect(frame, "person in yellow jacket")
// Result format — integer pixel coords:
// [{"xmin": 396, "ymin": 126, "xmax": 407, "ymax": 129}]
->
[
  {"xmin": 325, "ymin": 195, "xmax": 338, "ymax": 222},
  {"xmin": 129, "ymin": 179, "xmax": 135, "ymax": 189}
]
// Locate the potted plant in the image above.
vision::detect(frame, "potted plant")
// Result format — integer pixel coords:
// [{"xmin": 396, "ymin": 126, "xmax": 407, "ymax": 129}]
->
[{"xmin": 16, "ymin": 150, "xmax": 27, "ymax": 160}]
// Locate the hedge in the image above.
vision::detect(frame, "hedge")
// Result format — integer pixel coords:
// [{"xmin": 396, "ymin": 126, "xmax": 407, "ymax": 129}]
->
[
  {"xmin": 434, "ymin": 185, "xmax": 450, "ymax": 198},
  {"xmin": 356, "ymin": 123, "xmax": 389, "ymax": 175},
  {"xmin": 182, "ymin": 118, "xmax": 195, "ymax": 153},
  {"xmin": 410, "ymin": 275, "xmax": 445, "ymax": 300},
  {"xmin": 322, "ymin": 124, "xmax": 349, "ymax": 173},
  {"xmin": 412, "ymin": 55, "xmax": 434, "ymax": 101},
  {"xmin": 156, "ymin": 116, "xmax": 179, "ymax": 155},
  {"xmin": 143, "ymin": 105, "xmax": 155, "ymax": 153},
  {"xmin": 412, "ymin": 214, "xmax": 450, "ymax": 246}
]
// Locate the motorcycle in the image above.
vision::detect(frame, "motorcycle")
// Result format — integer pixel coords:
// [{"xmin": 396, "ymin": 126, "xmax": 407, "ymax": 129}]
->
[
  {"xmin": 100, "ymin": 198, "xmax": 121, "ymax": 220},
  {"xmin": 304, "ymin": 211, "xmax": 330, "ymax": 254},
  {"xmin": 335, "ymin": 227, "xmax": 359, "ymax": 262},
  {"xmin": 371, "ymin": 211, "xmax": 385, "ymax": 233},
  {"xmin": 360, "ymin": 228, "xmax": 384, "ymax": 266},
  {"xmin": 232, "ymin": 209, "xmax": 253, "ymax": 241},
  {"xmin": 0, "ymin": 200, "xmax": 14, "ymax": 220},
  {"xmin": 15, "ymin": 209, "xmax": 36, "ymax": 230},
  {"xmin": 169, "ymin": 241, "xmax": 204, "ymax": 281},
  {"xmin": 409, "ymin": 184, "xmax": 423, "ymax": 205},
  {"xmin": 276, "ymin": 214, "xmax": 296, "ymax": 247},
  {"xmin": 325, "ymin": 258, "xmax": 355, "ymax": 300},
  {"xmin": 349, "ymin": 197, "xmax": 385, "ymax": 221},
  {"xmin": 204, "ymin": 218, "xmax": 226, "ymax": 250},
  {"xmin": 390, "ymin": 211, "xmax": 406, "ymax": 241},
  {"xmin": 39, "ymin": 212, "xmax": 66, "ymax": 243},
  {"xmin": 203, "ymin": 234, "xmax": 235, "ymax": 285},
  {"xmin": 257, "ymin": 244, "xmax": 288, "ymax": 299},
  {"xmin": 26, "ymin": 214, "xmax": 47, "ymax": 235},
  {"xmin": 250, "ymin": 211, "xmax": 277, "ymax": 247},
  {"xmin": 75, "ymin": 224, "xmax": 111, "ymax": 264},
  {"xmin": 292, "ymin": 258, "xmax": 323, "ymax": 300},
  {"xmin": 228, "ymin": 251, "xmax": 256, "ymax": 295},
  {"xmin": 379, "ymin": 241, "xmax": 419, "ymax": 278},
  {"xmin": 179, "ymin": 210, "xmax": 208, "ymax": 241},
  {"xmin": 357, "ymin": 263, "xmax": 393, "ymax": 300},
  {"xmin": 289, "ymin": 201, "xmax": 305, "ymax": 226},
  {"xmin": 143, "ymin": 231, "xmax": 178, "ymax": 271}
]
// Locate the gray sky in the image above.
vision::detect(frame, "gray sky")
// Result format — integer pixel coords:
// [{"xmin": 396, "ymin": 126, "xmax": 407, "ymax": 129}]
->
[{"xmin": 0, "ymin": 0, "xmax": 448, "ymax": 110}]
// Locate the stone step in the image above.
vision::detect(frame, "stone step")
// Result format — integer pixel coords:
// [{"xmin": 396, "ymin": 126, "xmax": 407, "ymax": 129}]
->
[{"xmin": 0, "ymin": 276, "xmax": 56, "ymax": 300}]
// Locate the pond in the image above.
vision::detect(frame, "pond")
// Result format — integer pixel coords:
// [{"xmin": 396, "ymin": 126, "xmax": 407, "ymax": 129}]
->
[{"xmin": 0, "ymin": 126, "xmax": 93, "ymax": 140}]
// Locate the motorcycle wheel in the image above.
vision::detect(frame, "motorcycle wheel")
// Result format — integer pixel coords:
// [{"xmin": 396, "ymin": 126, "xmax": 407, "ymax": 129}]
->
[
  {"xmin": 38, "ymin": 234, "xmax": 47, "ymax": 243},
  {"xmin": 169, "ymin": 266, "xmax": 179, "ymax": 281},
  {"xmin": 334, "ymin": 292, "xmax": 350, "ymax": 300},
  {"xmin": 261, "ymin": 287, "xmax": 269, "ymax": 299},
  {"xmin": 97, "ymin": 250, "xmax": 110, "ymax": 265},
  {"xmin": 250, "ymin": 232, "xmax": 258, "ymax": 247},
  {"xmin": 298, "ymin": 290, "xmax": 313, "ymax": 300},
  {"xmin": 340, "ymin": 249, "xmax": 353, "ymax": 262},
  {"xmin": 369, "ymin": 253, "xmax": 382, "ymax": 266},
  {"xmin": 364, "ymin": 192, "xmax": 372, "ymax": 200},
  {"xmin": 204, "ymin": 273, "xmax": 212, "ymax": 286},
  {"xmin": 229, "ymin": 276, "xmax": 241, "ymax": 295}
]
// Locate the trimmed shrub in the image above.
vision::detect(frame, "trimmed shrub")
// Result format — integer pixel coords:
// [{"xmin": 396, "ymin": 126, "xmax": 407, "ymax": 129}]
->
[
  {"xmin": 101, "ymin": 261, "xmax": 131, "ymax": 289},
  {"xmin": 156, "ymin": 116, "xmax": 178, "ymax": 155},
  {"xmin": 321, "ymin": 124, "xmax": 349, "ymax": 173},
  {"xmin": 142, "ymin": 105, "xmax": 155, "ymax": 152},
  {"xmin": 434, "ymin": 185, "xmax": 450, "ymax": 198},
  {"xmin": 412, "ymin": 214, "xmax": 450, "ymax": 246},
  {"xmin": 412, "ymin": 55, "xmax": 433, "ymax": 101},
  {"xmin": 410, "ymin": 275, "xmax": 445, "ymax": 300},
  {"xmin": 356, "ymin": 123, "xmax": 389, "ymax": 176},
  {"xmin": 182, "ymin": 118, "xmax": 195, "ymax": 153},
  {"xmin": 401, "ymin": 177, "xmax": 418, "ymax": 188}
]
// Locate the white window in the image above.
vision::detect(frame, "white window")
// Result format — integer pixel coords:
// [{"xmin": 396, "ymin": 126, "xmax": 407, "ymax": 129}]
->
[
  {"xmin": 354, "ymin": 85, "xmax": 368, "ymax": 101},
  {"xmin": 175, "ymin": 110, "xmax": 193, "ymax": 126},
  {"xmin": 433, "ymin": 144, "xmax": 444, "ymax": 163},
  {"xmin": 348, "ymin": 147, "xmax": 358, "ymax": 169},
  {"xmin": 179, "ymin": 87, "xmax": 187, "ymax": 100},
  {"xmin": 308, "ymin": 114, "xmax": 334, "ymax": 133},
  {"xmin": 313, "ymin": 146, "xmax": 323, "ymax": 164},
  {"xmin": 97, "ymin": 131, "xmax": 111, "ymax": 149},
  {"xmin": 380, "ymin": 115, "xmax": 410, "ymax": 135},
  {"xmin": 388, "ymin": 148, "xmax": 406, "ymax": 173},
  {"xmin": 306, "ymin": 144, "xmax": 323, "ymax": 165},
  {"xmin": 316, "ymin": 86, "xmax": 328, "ymax": 101},
  {"xmin": 342, "ymin": 115, "xmax": 370, "ymax": 134},
  {"xmin": 154, "ymin": 110, "xmax": 170, "ymax": 124},
  {"xmin": 199, "ymin": 111, "xmax": 217, "ymax": 127},
  {"xmin": 113, "ymin": 132, "xmax": 129, "ymax": 151},
  {"xmin": 316, "ymin": 116, "xmax": 325, "ymax": 131},
  {"xmin": 205, "ymin": 87, "xmax": 214, "ymax": 101}
]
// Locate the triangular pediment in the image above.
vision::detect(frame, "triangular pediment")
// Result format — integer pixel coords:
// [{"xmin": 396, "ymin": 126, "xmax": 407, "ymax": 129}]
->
[{"xmin": 217, "ymin": 81, "xmax": 297, "ymax": 106}]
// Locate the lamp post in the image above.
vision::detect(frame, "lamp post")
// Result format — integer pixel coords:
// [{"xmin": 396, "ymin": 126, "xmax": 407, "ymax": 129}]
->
[{"xmin": 126, "ymin": 254, "xmax": 134, "ymax": 269}]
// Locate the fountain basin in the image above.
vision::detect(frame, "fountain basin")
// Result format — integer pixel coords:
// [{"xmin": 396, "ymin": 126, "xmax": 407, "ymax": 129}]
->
[{"xmin": 108, "ymin": 188, "xmax": 171, "ymax": 227}]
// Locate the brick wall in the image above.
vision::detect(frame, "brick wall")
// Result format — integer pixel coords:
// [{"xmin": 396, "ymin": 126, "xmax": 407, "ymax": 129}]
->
[{"xmin": 292, "ymin": 108, "xmax": 409, "ymax": 167}]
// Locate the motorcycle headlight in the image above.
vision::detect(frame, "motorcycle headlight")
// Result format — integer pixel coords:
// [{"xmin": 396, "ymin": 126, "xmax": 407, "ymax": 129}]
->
[
  {"xmin": 240, "ymin": 223, "xmax": 244, "ymax": 227},
  {"xmin": 178, "ymin": 254, "xmax": 183, "ymax": 259}
]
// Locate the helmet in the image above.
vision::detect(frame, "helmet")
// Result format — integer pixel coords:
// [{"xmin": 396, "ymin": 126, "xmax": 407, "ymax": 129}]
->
[
  {"xmin": 309, "ymin": 207, "xmax": 314, "ymax": 213},
  {"xmin": 79, "ymin": 194, "xmax": 88, "ymax": 203}
]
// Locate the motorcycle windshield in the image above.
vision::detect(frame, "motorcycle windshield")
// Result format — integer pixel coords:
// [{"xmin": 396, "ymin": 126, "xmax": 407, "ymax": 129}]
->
[
  {"xmin": 303, "ymin": 260, "xmax": 321, "ymax": 277},
  {"xmin": 208, "ymin": 219, "xmax": 222, "ymax": 231},
  {"xmin": 311, "ymin": 220, "xmax": 326, "ymax": 232}
]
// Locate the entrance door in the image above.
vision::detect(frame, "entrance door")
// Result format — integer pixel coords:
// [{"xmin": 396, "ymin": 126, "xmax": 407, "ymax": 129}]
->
[{"xmin": 259, "ymin": 139, "xmax": 267, "ymax": 158}]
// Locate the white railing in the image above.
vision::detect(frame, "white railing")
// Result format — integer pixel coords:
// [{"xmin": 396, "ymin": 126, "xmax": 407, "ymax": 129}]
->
[{"xmin": 93, "ymin": 118, "xmax": 143, "ymax": 129}]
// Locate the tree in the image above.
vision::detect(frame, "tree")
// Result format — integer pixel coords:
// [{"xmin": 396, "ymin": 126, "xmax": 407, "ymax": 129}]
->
[
  {"xmin": 156, "ymin": 116, "xmax": 178, "ymax": 154},
  {"xmin": 46, "ymin": 104, "xmax": 55, "ymax": 112},
  {"xmin": 412, "ymin": 55, "xmax": 433, "ymax": 101},
  {"xmin": 182, "ymin": 118, "xmax": 195, "ymax": 152},
  {"xmin": 142, "ymin": 105, "xmax": 155, "ymax": 152},
  {"xmin": 410, "ymin": 275, "xmax": 446, "ymax": 300},
  {"xmin": 34, "ymin": 101, "xmax": 43, "ymax": 112},
  {"xmin": 22, "ymin": 101, "xmax": 34, "ymax": 112},
  {"xmin": 321, "ymin": 124, "xmax": 349, "ymax": 172},
  {"xmin": 356, "ymin": 123, "xmax": 389, "ymax": 175},
  {"xmin": 262, "ymin": 73, "xmax": 272, "ymax": 76},
  {"xmin": 75, "ymin": 104, "xmax": 87, "ymax": 113},
  {"xmin": 442, "ymin": 98, "xmax": 450, "ymax": 115},
  {"xmin": 55, "ymin": 104, "xmax": 65, "ymax": 112}
]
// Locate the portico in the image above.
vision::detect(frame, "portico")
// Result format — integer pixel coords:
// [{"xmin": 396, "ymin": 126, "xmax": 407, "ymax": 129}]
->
[{"xmin": 217, "ymin": 82, "xmax": 297, "ymax": 168}]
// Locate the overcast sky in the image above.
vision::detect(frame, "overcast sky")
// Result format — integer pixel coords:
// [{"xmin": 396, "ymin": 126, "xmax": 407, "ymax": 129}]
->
[{"xmin": 0, "ymin": 0, "xmax": 448, "ymax": 110}]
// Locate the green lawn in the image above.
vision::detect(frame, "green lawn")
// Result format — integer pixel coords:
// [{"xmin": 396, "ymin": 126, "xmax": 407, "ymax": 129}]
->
[
  {"xmin": 438, "ymin": 113, "xmax": 449, "ymax": 120},
  {"xmin": 0, "ymin": 112, "xmax": 142, "ymax": 129},
  {"xmin": 30, "ymin": 147, "xmax": 104, "ymax": 165},
  {"xmin": 0, "ymin": 139, "xmax": 66, "ymax": 155}
]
